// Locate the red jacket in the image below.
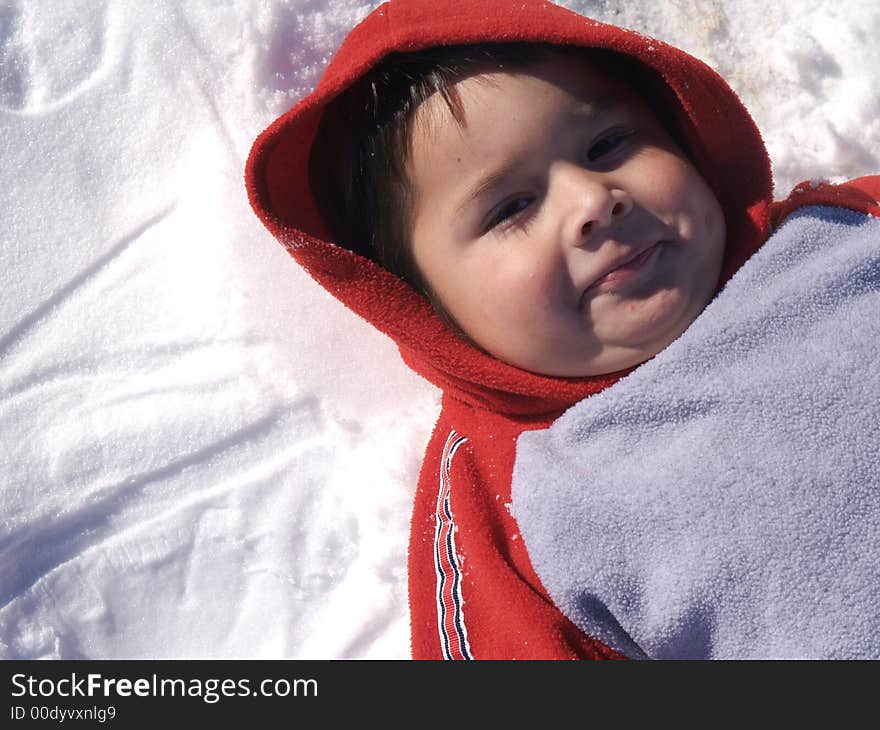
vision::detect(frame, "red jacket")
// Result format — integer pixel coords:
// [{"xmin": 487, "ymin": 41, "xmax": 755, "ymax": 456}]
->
[{"xmin": 246, "ymin": 0, "xmax": 880, "ymax": 659}]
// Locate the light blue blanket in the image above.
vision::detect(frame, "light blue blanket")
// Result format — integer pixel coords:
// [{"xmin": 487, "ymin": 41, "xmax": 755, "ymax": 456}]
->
[{"xmin": 512, "ymin": 206, "xmax": 880, "ymax": 659}]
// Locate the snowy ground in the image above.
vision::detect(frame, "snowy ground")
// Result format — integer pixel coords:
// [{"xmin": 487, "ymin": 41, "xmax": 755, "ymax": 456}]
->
[{"xmin": 1, "ymin": 1, "xmax": 878, "ymax": 659}]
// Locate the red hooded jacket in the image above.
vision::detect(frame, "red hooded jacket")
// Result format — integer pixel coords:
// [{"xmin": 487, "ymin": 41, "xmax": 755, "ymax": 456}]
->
[{"xmin": 246, "ymin": 0, "xmax": 880, "ymax": 659}]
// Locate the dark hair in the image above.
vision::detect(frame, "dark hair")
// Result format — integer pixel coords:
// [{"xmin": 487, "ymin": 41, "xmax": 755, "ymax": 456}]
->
[
  {"xmin": 310, "ymin": 42, "xmax": 684, "ymax": 294},
  {"xmin": 310, "ymin": 43, "xmax": 561, "ymax": 291}
]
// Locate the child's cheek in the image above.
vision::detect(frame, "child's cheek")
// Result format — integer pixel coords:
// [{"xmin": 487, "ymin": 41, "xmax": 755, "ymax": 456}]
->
[{"xmin": 507, "ymin": 254, "xmax": 568, "ymax": 317}]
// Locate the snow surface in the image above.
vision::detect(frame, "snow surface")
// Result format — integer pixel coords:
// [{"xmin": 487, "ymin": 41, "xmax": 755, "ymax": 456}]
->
[{"xmin": 1, "ymin": 0, "xmax": 878, "ymax": 659}]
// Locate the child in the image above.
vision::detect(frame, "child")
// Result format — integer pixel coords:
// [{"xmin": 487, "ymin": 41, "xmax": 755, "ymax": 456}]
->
[{"xmin": 246, "ymin": 0, "xmax": 880, "ymax": 659}]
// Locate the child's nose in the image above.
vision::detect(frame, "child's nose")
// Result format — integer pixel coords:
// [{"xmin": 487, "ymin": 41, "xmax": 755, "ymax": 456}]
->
[
  {"xmin": 580, "ymin": 193, "xmax": 632, "ymax": 239},
  {"xmin": 554, "ymin": 165, "xmax": 633, "ymax": 247}
]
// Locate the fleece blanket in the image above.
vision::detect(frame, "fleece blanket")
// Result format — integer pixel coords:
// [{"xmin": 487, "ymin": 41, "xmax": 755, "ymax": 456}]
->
[{"xmin": 511, "ymin": 205, "xmax": 880, "ymax": 659}]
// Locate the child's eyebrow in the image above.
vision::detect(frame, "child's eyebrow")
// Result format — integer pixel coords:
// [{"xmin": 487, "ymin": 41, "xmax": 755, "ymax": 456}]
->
[
  {"xmin": 567, "ymin": 95, "xmax": 621, "ymax": 124},
  {"xmin": 454, "ymin": 95, "xmax": 622, "ymax": 218},
  {"xmin": 455, "ymin": 160, "xmax": 526, "ymax": 218}
]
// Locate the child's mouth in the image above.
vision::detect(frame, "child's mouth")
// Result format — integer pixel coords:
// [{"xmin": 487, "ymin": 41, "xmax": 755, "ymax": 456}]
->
[{"xmin": 587, "ymin": 241, "xmax": 664, "ymax": 295}]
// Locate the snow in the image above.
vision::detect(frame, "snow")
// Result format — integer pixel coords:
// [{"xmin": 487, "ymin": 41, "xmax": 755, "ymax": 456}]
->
[{"xmin": 1, "ymin": 0, "xmax": 877, "ymax": 659}]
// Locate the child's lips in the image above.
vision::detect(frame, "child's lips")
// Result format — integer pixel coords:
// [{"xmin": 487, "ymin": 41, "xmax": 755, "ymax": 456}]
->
[{"xmin": 584, "ymin": 241, "xmax": 664, "ymax": 296}]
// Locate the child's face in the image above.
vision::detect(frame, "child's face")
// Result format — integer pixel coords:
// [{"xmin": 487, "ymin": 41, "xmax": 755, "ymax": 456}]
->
[{"xmin": 406, "ymin": 55, "xmax": 726, "ymax": 377}]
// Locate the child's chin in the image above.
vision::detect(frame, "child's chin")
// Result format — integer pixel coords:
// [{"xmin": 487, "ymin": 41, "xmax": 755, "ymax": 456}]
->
[{"xmin": 602, "ymin": 289, "xmax": 693, "ymax": 349}]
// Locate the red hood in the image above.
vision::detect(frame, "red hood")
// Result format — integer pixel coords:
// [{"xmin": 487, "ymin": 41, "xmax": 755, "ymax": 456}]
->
[{"xmin": 245, "ymin": 0, "xmax": 774, "ymax": 419}]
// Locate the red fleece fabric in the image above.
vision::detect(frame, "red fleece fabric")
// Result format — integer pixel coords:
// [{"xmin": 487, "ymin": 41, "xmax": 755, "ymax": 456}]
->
[{"xmin": 245, "ymin": 0, "xmax": 880, "ymax": 659}]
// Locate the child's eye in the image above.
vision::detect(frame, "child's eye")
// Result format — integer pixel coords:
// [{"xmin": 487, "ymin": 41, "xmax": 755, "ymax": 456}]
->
[
  {"xmin": 587, "ymin": 128, "xmax": 636, "ymax": 162},
  {"xmin": 485, "ymin": 195, "xmax": 534, "ymax": 231}
]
